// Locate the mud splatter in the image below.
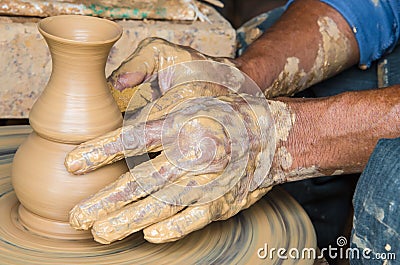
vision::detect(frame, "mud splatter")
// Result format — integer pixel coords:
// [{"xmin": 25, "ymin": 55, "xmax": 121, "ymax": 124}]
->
[{"xmin": 265, "ymin": 16, "xmax": 352, "ymax": 98}]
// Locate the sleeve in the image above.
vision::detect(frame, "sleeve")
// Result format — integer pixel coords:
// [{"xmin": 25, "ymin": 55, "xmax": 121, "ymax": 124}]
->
[{"xmin": 286, "ymin": 0, "xmax": 400, "ymax": 68}]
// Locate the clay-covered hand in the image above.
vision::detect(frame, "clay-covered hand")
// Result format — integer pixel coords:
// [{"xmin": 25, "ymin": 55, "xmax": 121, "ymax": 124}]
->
[
  {"xmin": 65, "ymin": 81, "xmax": 292, "ymax": 244},
  {"xmin": 108, "ymin": 37, "xmax": 236, "ymax": 112}
]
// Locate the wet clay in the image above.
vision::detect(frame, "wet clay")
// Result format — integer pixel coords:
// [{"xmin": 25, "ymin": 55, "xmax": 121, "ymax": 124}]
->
[
  {"xmin": 11, "ymin": 15, "xmax": 127, "ymax": 239},
  {"xmin": 264, "ymin": 16, "xmax": 353, "ymax": 98},
  {"xmin": 1, "ymin": 131, "xmax": 316, "ymax": 264}
]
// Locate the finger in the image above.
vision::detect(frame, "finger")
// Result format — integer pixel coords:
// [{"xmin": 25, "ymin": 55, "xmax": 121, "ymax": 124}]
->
[
  {"xmin": 108, "ymin": 71, "xmax": 147, "ymax": 92},
  {"xmin": 107, "ymin": 38, "xmax": 156, "ymax": 91},
  {"xmin": 142, "ymin": 192, "xmax": 232, "ymax": 244},
  {"xmin": 90, "ymin": 176, "xmax": 208, "ymax": 244},
  {"xmin": 65, "ymin": 118, "xmax": 164, "ymax": 174},
  {"xmin": 91, "ymin": 194, "xmax": 185, "ymax": 244},
  {"xmin": 143, "ymin": 204, "xmax": 212, "ymax": 243},
  {"xmin": 142, "ymin": 187, "xmax": 273, "ymax": 244},
  {"xmin": 64, "ymin": 127, "xmax": 124, "ymax": 174},
  {"xmin": 69, "ymin": 153, "xmax": 184, "ymax": 230}
]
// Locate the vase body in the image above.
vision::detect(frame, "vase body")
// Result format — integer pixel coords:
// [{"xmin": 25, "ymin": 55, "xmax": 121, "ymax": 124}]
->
[{"xmin": 11, "ymin": 15, "xmax": 127, "ymax": 239}]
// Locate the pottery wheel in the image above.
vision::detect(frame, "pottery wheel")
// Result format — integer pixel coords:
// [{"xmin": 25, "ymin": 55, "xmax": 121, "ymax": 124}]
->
[{"xmin": 0, "ymin": 126, "xmax": 316, "ymax": 264}]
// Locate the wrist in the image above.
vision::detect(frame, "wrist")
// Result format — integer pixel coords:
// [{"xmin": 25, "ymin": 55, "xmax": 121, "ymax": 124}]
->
[
  {"xmin": 267, "ymin": 97, "xmax": 330, "ymax": 184},
  {"xmin": 268, "ymin": 88, "xmax": 397, "ymax": 184}
]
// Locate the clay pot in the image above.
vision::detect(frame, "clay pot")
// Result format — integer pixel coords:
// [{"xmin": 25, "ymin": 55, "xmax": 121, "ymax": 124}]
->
[
  {"xmin": 11, "ymin": 15, "xmax": 127, "ymax": 239},
  {"xmin": 30, "ymin": 15, "xmax": 123, "ymax": 144}
]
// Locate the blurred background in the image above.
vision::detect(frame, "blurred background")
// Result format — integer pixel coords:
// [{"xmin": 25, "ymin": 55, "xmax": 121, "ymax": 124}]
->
[{"xmin": 216, "ymin": 0, "xmax": 286, "ymax": 28}]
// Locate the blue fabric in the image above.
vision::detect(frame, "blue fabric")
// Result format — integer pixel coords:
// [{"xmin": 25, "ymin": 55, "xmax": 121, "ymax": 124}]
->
[
  {"xmin": 236, "ymin": 7, "xmax": 286, "ymax": 57},
  {"xmin": 286, "ymin": 0, "xmax": 400, "ymax": 68},
  {"xmin": 350, "ymin": 138, "xmax": 400, "ymax": 265}
]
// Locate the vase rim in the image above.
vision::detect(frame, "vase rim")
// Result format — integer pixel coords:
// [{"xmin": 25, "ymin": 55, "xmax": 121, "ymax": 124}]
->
[{"xmin": 38, "ymin": 15, "xmax": 122, "ymax": 45}]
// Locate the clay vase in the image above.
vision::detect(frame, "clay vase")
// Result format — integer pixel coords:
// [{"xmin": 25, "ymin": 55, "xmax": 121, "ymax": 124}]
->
[{"xmin": 11, "ymin": 15, "xmax": 127, "ymax": 239}]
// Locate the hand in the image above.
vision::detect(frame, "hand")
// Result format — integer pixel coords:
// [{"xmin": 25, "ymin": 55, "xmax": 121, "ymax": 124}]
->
[
  {"xmin": 65, "ymin": 42, "xmax": 301, "ymax": 244},
  {"xmin": 65, "ymin": 67, "xmax": 294, "ymax": 244},
  {"xmin": 107, "ymin": 37, "xmax": 236, "ymax": 112}
]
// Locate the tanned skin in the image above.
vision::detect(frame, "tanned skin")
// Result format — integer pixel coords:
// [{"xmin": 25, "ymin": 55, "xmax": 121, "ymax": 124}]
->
[
  {"xmin": 278, "ymin": 87, "xmax": 400, "ymax": 179},
  {"xmin": 237, "ymin": 0, "xmax": 359, "ymax": 95},
  {"xmin": 236, "ymin": 0, "xmax": 400, "ymax": 178}
]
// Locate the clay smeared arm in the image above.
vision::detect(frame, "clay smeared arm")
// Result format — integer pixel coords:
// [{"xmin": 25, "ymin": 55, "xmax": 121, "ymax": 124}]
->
[
  {"xmin": 68, "ymin": 86, "xmax": 399, "ymax": 244},
  {"xmin": 236, "ymin": 0, "xmax": 359, "ymax": 98},
  {"xmin": 146, "ymin": 87, "xmax": 400, "ymax": 243},
  {"xmin": 270, "ymin": 86, "xmax": 400, "ymax": 182}
]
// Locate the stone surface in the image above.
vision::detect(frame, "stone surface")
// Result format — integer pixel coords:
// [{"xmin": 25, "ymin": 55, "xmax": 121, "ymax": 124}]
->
[
  {"xmin": 0, "ymin": 0, "xmax": 206, "ymax": 20},
  {"xmin": 0, "ymin": 7, "xmax": 236, "ymax": 118}
]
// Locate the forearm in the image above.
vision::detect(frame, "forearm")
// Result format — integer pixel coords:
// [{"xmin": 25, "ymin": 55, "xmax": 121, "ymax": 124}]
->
[
  {"xmin": 237, "ymin": 0, "xmax": 359, "ymax": 98},
  {"xmin": 273, "ymin": 86, "xmax": 400, "ymax": 182}
]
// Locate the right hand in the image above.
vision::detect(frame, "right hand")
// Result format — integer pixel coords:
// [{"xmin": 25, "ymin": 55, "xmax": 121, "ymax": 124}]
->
[
  {"xmin": 108, "ymin": 37, "xmax": 236, "ymax": 112},
  {"xmin": 65, "ymin": 38, "xmax": 316, "ymax": 245},
  {"xmin": 66, "ymin": 88, "xmax": 278, "ymax": 244},
  {"xmin": 65, "ymin": 81, "xmax": 309, "ymax": 245}
]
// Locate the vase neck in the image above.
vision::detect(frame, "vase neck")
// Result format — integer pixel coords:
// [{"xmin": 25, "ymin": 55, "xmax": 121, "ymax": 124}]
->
[{"xmin": 46, "ymin": 37, "xmax": 113, "ymax": 78}]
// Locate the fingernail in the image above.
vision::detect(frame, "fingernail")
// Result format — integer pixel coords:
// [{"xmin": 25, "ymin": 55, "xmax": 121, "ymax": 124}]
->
[
  {"xmin": 69, "ymin": 205, "xmax": 93, "ymax": 230},
  {"xmin": 65, "ymin": 155, "xmax": 85, "ymax": 174},
  {"xmin": 92, "ymin": 222, "xmax": 116, "ymax": 244}
]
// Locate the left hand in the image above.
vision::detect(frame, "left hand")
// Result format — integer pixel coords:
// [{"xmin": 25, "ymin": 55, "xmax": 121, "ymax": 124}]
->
[
  {"xmin": 106, "ymin": 37, "xmax": 236, "ymax": 112},
  {"xmin": 65, "ymin": 79, "xmax": 278, "ymax": 244}
]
